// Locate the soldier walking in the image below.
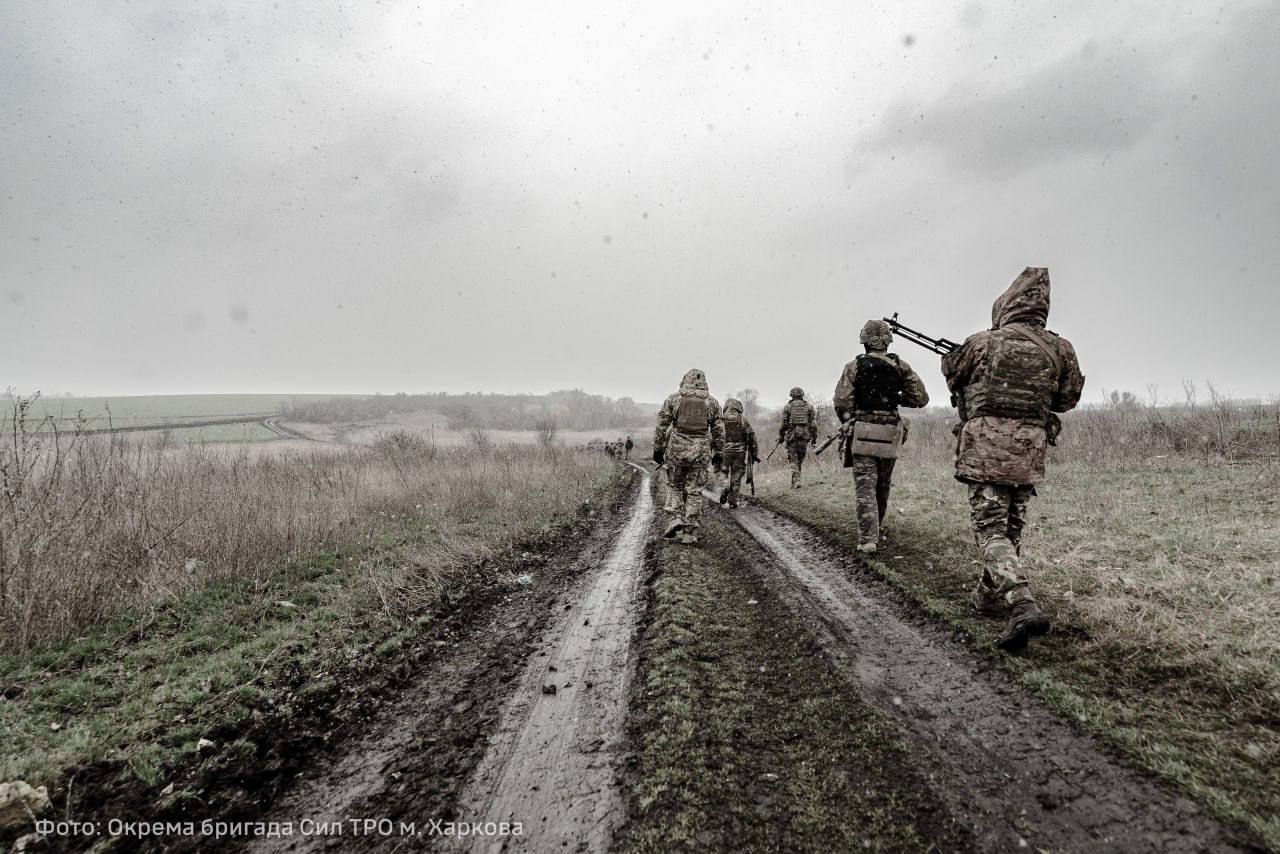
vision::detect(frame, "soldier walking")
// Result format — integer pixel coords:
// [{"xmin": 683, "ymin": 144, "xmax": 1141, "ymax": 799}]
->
[
  {"xmin": 653, "ymin": 369, "xmax": 724, "ymax": 545},
  {"xmin": 717, "ymin": 398, "xmax": 759, "ymax": 508},
  {"xmin": 777, "ymin": 387, "xmax": 817, "ymax": 489},
  {"xmin": 624, "ymin": 436, "xmax": 634, "ymax": 460},
  {"xmin": 832, "ymin": 320, "xmax": 930, "ymax": 554},
  {"xmin": 942, "ymin": 267, "xmax": 1085, "ymax": 652}
]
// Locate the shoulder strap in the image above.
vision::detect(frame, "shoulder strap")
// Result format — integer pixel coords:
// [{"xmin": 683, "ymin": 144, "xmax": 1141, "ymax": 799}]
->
[{"xmin": 1007, "ymin": 324, "xmax": 1063, "ymax": 378}]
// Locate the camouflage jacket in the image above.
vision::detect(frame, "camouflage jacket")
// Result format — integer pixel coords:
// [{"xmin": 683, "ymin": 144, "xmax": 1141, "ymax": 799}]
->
[
  {"xmin": 654, "ymin": 375, "xmax": 724, "ymax": 467},
  {"xmin": 942, "ymin": 268, "xmax": 1085, "ymax": 486}
]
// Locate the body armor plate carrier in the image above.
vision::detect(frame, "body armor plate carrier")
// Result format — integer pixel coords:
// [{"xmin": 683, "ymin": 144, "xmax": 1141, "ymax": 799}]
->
[
  {"xmin": 962, "ymin": 333, "xmax": 1057, "ymax": 423},
  {"xmin": 723, "ymin": 413, "xmax": 744, "ymax": 443},
  {"xmin": 853, "ymin": 354, "xmax": 904, "ymax": 414},
  {"xmin": 787, "ymin": 399, "xmax": 809, "ymax": 426},
  {"xmin": 675, "ymin": 395, "xmax": 709, "ymax": 434}
]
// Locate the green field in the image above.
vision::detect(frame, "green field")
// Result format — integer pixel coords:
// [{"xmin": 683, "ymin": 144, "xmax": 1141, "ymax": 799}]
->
[{"xmin": 9, "ymin": 394, "xmax": 354, "ymax": 431}]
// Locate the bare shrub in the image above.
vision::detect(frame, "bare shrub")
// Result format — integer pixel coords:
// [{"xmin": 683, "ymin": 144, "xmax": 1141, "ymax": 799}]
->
[
  {"xmin": 469, "ymin": 425, "xmax": 492, "ymax": 451},
  {"xmin": 0, "ymin": 397, "xmax": 608, "ymax": 653},
  {"xmin": 535, "ymin": 417, "xmax": 558, "ymax": 448}
]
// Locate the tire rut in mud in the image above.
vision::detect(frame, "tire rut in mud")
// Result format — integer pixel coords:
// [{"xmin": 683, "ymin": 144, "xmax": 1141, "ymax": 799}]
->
[
  {"xmin": 449, "ymin": 463, "xmax": 653, "ymax": 852},
  {"xmin": 714, "ymin": 500, "xmax": 1253, "ymax": 853},
  {"xmin": 241, "ymin": 466, "xmax": 649, "ymax": 853}
]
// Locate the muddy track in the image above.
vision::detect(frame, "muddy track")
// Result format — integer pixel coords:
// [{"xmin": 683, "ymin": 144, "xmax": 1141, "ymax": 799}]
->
[
  {"xmin": 242, "ymin": 465, "xmax": 651, "ymax": 853},
  {"xmin": 708, "ymin": 498, "xmax": 1251, "ymax": 853},
  {"xmin": 450, "ymin": 462, "xmax": 652, "ymax": 852}
]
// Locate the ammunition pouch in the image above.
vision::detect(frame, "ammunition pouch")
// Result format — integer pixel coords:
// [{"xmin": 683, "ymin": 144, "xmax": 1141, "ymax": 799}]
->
[{"xmin": 850, "ymin": 421, "xmax": 902, "ymax": 460}]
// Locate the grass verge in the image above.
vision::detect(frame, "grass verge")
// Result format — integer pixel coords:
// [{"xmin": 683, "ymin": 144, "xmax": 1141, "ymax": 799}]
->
[
  {"xmin": 617, "ymin": 512, "xmax": 969, "ymax": 852},
  {"xmin": 0, "ymin": 463, "xmax": 633, "ymax": 850},
  {"xmin": 751, "ymin": 458, "xmax": 1279, "ymax": 851}
]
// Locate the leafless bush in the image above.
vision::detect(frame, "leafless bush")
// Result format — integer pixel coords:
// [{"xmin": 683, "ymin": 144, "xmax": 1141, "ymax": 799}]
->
[
  {"xmin": 469, "ymin": 425, "xmax": 492, "ymax": 451},
  {"xmin": 0, "ymin": 397, "xmax": 607, "ymax": 653},
  {"xmin": 535, "ymin": 417, "xmax": 558, "ymax": 448}
]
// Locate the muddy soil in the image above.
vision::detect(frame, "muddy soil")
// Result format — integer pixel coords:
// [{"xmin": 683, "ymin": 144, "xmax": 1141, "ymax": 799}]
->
[
  {"xmin": 243, "ymin": 465, "xmax": 652, "ymax": 853},
  {"xmin": 450, "ymin": 463, "xmax": 653, "ymax": 852},
  {"xmin": 712, "ymin": 499, "xmax": 1253, "ymax": 853}
]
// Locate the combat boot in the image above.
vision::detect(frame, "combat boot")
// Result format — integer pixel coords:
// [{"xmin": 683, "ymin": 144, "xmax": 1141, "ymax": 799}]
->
[
  {"xmin": 790, "ymin": 472, "xmax": 801, "ymax": 489},
  {"xmin": 727, "ymin": 496, "xmax": 739, "ymax": 509},
  {"xmin": 662, "ymin": 519, "xmax": 683, "ymax": 540},
  {"xmin": 678, "ymin": 530, "xmax": 700, "ymax": 546},
  {"xmin": 857, "ymin": 542, "xmax": 877, "ymax": 554},
  {"xmin": 970, "ymin": 584, "xmax": 1006, "ymax": 618},
  {"xmin": 996, "ymin": 600, "xmax": 1050, "ymax": 652},
  {"xmin": 719, "ymin": 489, "xmax": 729, "ymax": 506}
]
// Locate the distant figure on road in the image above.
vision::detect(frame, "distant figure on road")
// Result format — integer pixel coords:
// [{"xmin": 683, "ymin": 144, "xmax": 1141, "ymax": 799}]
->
[
  {"xmin": 833, "ymin": 319, "xmax": 930, "ymax": 554},
  {"xmin": 624, "ymin": 436, "xmax": 634, "ymax": 460},
  {"xmin": 653, "ymin": 369, "xmax": 724, "ymax": 545},
  {"xmin": 777, "ymin": 387, "xmax": 817, "ymax": 489},
  {"xmin": 717, "ymin": 397, "xmax": 758, "ymax": 508},
  {"xmin": 942, "ymin": 267, "xmax": 1085, "ymax": 652}
]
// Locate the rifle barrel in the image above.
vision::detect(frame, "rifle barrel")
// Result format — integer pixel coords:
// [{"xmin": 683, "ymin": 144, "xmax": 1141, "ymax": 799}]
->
[{"xmin": 884, "ymin": 314, "xmax": 959, "ymax": 355}]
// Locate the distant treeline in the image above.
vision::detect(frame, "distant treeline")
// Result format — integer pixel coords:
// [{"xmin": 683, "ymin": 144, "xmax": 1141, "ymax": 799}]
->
[{"xmin": 280, "ymin": 390, "xmax": 655, "ymax": 431}]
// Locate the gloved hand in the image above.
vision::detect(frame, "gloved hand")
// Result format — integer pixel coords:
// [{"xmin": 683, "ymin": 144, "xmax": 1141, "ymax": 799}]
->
[
  {"xmin": 810, "ymin": 438, "xmax": 817, "ymax": 448},
  {"xmin": 711, "ymin": 452, "xmax": 723, "ymax": 470},
  {"xmin": 652, "ymin": 447, "xmax": 665, "ymax": 466}
]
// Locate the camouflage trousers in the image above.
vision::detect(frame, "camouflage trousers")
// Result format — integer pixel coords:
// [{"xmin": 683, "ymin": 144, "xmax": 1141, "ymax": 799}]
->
[
  {"xmin": 968, "ymin": 483, "xmax": 1036, "ymax": 605},
  {"xmin": 665, "ymin": 463, "xmax": 709, "ymax": 530},
  {"xmin": 851, "ymin": 455, "xmax": 896, "ymax": 546},
  {"xmin": 785, "ymin": 438, "xmax": 810, "ymax": 486},
  {"xmin": 719, "ymin": 450, "xmax": 747, "ymax": 506}
]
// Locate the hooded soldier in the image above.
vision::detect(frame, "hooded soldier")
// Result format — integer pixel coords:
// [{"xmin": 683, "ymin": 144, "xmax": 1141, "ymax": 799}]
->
[
  {"xmin": 832, "ymin": 319, "xmax": 930, "ymax": 553},
  {"xmin": 942, "ymin": 267, "xmax": 1085, "ymax": 652},
  {"xmin": 653, "ymin": 369, "xmax": 724, "ymax": 544},
  {"xmin": 777, "ymin": 387, "xmax": 818, "ymax": 489},
  {"xmin": 717, "ymin": 397, "xmax": 759, "ymax": 509}
]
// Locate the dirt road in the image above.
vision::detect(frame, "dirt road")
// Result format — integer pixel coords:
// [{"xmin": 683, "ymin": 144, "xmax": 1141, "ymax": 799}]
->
[
  {"xmin": 231, "ymin": 464, "xmax": 1249, "ymax": 853},
  {"xmin": 714, "ymin": 499, "xmax": 1245, "ymax": 852}
]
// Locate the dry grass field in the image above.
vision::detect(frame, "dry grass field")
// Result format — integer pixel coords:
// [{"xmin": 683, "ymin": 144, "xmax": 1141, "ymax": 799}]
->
[{"xmin": 1, "ymin": 402, "xmax": 624, "ymax": 823}]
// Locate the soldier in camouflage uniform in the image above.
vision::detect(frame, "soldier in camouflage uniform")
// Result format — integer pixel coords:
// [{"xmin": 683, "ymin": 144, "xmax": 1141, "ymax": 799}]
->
[
  {"xmin": 778, "ymin": 388, "xmax": 817, "ymax": 489},
  {"xmin": 653, "ymin": 369, "xmax": 724, "ymax": 545},
  {"xmin": 833, "ymin": 320, "xmax": 930, "ymax": 554},
  {"xmin": 717, "ymin": 397, "xmax": 759, "ymax": 508},
  {"xmin": 942, "ymin": 267, "xmax": 1085, "ymax": 652}
]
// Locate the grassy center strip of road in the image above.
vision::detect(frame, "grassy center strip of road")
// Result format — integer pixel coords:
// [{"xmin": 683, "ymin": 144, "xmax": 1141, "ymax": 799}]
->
[
  {"xmin": 0, "ymin": 462, "xmax": 631, "ymax": 850},
  {"xmin": 617, "ymin": 505, "xmax": 970, "ymax": 852},
  {"xmin": 750, "ymin": 462, "xmax": 1278, "ymax": 851}
]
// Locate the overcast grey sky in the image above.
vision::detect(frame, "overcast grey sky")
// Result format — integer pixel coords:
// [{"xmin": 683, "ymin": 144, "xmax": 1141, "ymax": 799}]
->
[{"xmin": 3, "ymin": 0, "xmax": 1278, "ymax": 407}]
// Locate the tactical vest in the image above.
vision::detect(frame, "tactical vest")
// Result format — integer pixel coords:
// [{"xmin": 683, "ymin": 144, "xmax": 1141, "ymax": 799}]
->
[
  {"xmin": 787, "ymin": 399, "xmax": 810, "ymax": 427},
  {"xmin": 962, "ymin": 330, "xmax": 1058, "ymax": 423},
  {"xmin": 723, "ymin": 412, "xmax": 744, "ymax": 443},
  {"xmin": 853, "ymin": 354, "xmax": 904, "ymax": 413},
  {"xmin": 674, "ymin": 395, "xmax": 709, "ymax": 434}
]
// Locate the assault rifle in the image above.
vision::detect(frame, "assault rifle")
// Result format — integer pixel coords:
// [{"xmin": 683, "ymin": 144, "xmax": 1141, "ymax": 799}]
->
[
  {"xmin": 884, "ymin": 313, "xmax": 959, "ymax": 356},
  {"xmin": 765, "ymin": 438, "xmax": 783, "ymax": 461},
  {"xmin": 814, "ymin": 418, "xmax": 851, "ymax": 457}
]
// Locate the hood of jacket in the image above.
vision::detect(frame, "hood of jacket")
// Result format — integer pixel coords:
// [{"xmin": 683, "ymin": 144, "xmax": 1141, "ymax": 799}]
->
[
  {"xmin": 679, "ymin": 368, "xmax": 710, "ymax": 398},
  {"xmin": 992, "ymin": 267, "xmax": 1051, "ymax": 328}
]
